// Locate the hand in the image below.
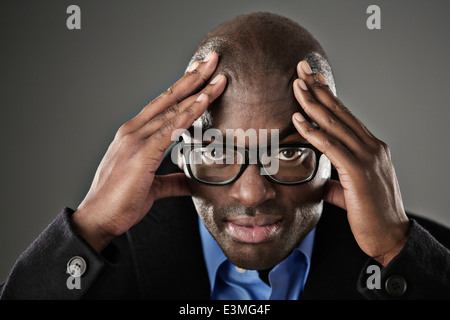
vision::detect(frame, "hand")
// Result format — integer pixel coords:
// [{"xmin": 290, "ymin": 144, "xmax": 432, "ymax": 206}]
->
[
  {"xmin": 292, "ymin": 61, "xmax": 410, "ymax": 266},
  {"xmin": 72, "ymin": 52, "xmax": 227, "ymax": 252}
]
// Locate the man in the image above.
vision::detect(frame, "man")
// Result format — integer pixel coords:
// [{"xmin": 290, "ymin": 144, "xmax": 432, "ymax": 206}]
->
[{"xmin": 1, "ymin": 12, "xmax": 449, "ymax": 300}]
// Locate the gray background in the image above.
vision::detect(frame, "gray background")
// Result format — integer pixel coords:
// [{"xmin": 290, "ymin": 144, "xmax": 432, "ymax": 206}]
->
[{"xmin": 1, "ymin": 0, "xmax": 449, "ymax": 282}]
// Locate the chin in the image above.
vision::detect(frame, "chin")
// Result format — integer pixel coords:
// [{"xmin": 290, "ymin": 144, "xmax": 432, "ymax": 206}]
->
[{"xmin": 221, "ymin": 240, "xmax": 292, "ymax": 271}]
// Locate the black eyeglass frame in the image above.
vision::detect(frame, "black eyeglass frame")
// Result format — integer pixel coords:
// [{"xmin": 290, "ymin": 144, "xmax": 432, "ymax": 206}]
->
[{"xmin": 179, "ymin": 142, "xmax": 323, "ymax": 186}]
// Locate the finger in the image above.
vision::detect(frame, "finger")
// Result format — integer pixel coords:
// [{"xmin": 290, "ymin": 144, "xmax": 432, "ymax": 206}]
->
[
  {"xmin": 144, "ymin": 74, "xmax": 226, "ymax": 155},
  {"xmin": 139, "ymin": 73, "xmax": 227, "ymax": 139},
  {"xmin": 142, "ymin": 93, "xmax": 210, "ymax": 158},
  {"xmin": 151, "ymin": 173, "xmax": 191, "ymax": 200},
  {"xmin": 292, "ymin": 111, "xmax": 356, "ymax": 173},
  {"xmin": 297, "ymin": 61, "xmax": 376, "ymax": 143},
  {"xmin": 323, "ymin": 179, "xmax": 346, "ymax": 210},
  {"xmin": 293, "ymin": 78, "xmax": 364, "ymax": 154},
  {"xmin": 124, "ymin": 51, "xmax": 220, "ymax": 132}
]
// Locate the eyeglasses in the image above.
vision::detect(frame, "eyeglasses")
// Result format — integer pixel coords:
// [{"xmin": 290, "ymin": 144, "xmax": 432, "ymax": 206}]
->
[{"xmin": 180, "ymin": 143, "xmax": 323, "ymax": 186}]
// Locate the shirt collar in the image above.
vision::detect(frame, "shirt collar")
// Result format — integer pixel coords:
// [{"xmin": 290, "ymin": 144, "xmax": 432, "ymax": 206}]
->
[{"xmin": 198, "ymin": 216, "xmax": 316, "ymax": 294}]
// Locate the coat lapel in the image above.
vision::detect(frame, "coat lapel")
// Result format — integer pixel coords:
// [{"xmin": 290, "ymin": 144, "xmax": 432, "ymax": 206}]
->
[
  {"xmin": 127, "ymin": 195, "xmax": 211, "ymax": 299},
  {"xmin": 302, "ymin": 203, "xmax": 369, "ymax": 299}
]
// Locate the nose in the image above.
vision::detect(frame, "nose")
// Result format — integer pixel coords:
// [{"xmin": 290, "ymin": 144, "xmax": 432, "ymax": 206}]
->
[{"xmin": 228, "ymin": 164, "xmax": 276, "ymax": 207}]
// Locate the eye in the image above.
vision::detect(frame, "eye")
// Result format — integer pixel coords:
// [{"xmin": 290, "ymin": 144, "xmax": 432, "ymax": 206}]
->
[
  {"xmin": 202, "ymin": 147, "xmax": 225, "ymax": 162},
  {"xmin": 277, "ymin": 148, "xmax": 302, "ymax": 161},
  {"xmin": 211, "ymin": 148, "xmax": 223, "ymax": 158}
]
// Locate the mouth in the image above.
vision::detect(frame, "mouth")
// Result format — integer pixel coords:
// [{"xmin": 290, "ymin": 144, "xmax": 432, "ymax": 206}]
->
[{"xmin": 224, "ymin": 215, "xmax": 283, "ymax": 244}]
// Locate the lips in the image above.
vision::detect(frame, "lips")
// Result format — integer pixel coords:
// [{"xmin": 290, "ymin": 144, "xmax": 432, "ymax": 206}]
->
[{"xmin": 225, "ymin": 215, "xmax": 282, "ymax": 243}]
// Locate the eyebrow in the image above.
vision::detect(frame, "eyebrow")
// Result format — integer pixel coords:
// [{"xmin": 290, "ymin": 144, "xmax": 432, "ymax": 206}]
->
[
  {"xmin": 277, "ymin": 122, "xmax": 299, "ymax": 141},
  {"xmin": 188, "ymin": 122, "xmax": 303, "ymax": 142}
]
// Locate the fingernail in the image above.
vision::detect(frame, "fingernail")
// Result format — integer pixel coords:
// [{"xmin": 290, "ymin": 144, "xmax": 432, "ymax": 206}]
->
[
  {"xmin": 297, "ymin": 79, "xmax": 308, "ymax": 91},
  {"xmin": 293, "ymin": 112, "xmax": 305, "ymax": 122},
  {"xmin": 203, "ymin": 51, "xmax": 215, "ymax": 62},
  {"xmin": 301, "ymin": 61, "xmax": 313, "ymax": 75},
  {"xmin": 317, "ymin": 73, "xmax": 328, "ymax": 85},
  {"xmin": 196, "ymin": 92, "xmax": 207, "ymax": 102},
  {"xmin": 209, "ymin": 74, "xmax": 222, "ymax": 85},
  {"xmin": 187, "ymin": 61, "xmax": 200, "ymax": 72}
]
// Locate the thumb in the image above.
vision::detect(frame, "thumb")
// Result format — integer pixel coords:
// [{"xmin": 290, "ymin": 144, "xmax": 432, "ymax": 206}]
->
[
  {"xmin": 152, "ymin": 173, "xmax": 191, "ymax": 200},
  {"xmin": 323, "ymin": 179, "xmax": 346, "ymax": 210}
]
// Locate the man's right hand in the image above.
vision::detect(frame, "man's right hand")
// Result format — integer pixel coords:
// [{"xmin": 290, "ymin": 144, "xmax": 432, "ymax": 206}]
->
[{"xmin": 71, "ymin": 52, "xmax": 227, "ymax": 253}]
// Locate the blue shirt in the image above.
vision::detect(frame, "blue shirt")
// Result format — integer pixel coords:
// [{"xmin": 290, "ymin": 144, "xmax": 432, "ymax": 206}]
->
[{"xmin": 198, "ymin": 218, "xmax": 315, "ymax": 300}]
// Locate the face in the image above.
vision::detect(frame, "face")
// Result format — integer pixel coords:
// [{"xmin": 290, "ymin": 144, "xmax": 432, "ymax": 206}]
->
[{"xmin": 182, "ymin": 71, "xmax": 331, "ymax": 270}]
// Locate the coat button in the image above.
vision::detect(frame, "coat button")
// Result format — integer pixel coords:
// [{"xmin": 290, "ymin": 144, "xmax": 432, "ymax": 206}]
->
[
  {"xmin": 67, "ymin": 256, "xmax": 87, "ymax": 277},
  {"xmin": 385, "ymin": 275, "xmax": 407, "ymax": 297}
]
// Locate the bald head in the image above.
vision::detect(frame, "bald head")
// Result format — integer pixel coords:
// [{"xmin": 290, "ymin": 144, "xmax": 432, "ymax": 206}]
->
[{"xmin": 188, "ymin": 12, "xmax": 336, "ymax": 94}]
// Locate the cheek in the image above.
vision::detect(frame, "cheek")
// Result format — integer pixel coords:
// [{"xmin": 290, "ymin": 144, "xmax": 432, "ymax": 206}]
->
[
  {"xmin": 282, "ymin": 157, "xmax": 331, "ymax": 237},
  {"xmin": 186, "ymin": 179, "xmax": 228, "ymax": 223},
  {"xmin": 187, "ymin": 181, "xmax": 214, "ymax": 224},
  {"xmin": 186, "ymin": 179, "xmax": 226, "ymax": 203}
]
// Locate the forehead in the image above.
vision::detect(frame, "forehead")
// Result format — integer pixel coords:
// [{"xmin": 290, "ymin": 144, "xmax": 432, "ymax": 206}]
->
[{"xmin": 196, "ymin": 72, "xmax": 299, "ymax": 132}]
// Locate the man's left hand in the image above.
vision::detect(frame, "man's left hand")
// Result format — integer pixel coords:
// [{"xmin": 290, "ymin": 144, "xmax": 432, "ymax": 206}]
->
[{"xmin": 292, "ymin": 60, "xmax": 410, "ymax": 266}]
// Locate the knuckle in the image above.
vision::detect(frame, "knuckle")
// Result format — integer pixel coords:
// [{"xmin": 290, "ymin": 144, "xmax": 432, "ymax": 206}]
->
[
  {"xmin": 338, "ymin": 122, "xmax": 358, "ymax": 140},
  {"xmin": 378, "ymin": 139, "xmax": 389, "ymax": 150},
  {"xmin": 162, "ymin": 120, "xmax": 175, "ymax": 132},
  {"xmin": 323, "ymin": 136, "xmax": 338, "ymax": 148},
  {"xmin": 151, "ymin": 129, "xmax": 164, "ymax": 141},
  {"xmin": 305, "ymin": 97, "xmax": 317, "ymax": 105},
  {"xmin": 184, "ymin": 106, "xmax": 195, "ymax": 115},
  {"xmin": 331, "ymin": 102, "xmax": 341, "ymax": 112},
  {"xmin": 301, "ymin": 99, "xmax": 319, "ymax": 115},
  {"xmin": 163, "ymin": 85, "xmax": 182, "ymax": 104},
  {"xmin": 184, "ymin": 106, "xmax": 199, "ymax": 120},
  {"xmin": 164, "ymin": 85, "xmax": 174, "ymax": 96},
  {"xmin": 327, "ymin": 115, "xmax": 338, "ymax": 127},
  {"xmin": 372, "ymin": 138, "xmax": 388, "ymax": 154},
  {"xmin": 113, "ymin": 132, "xmax": 141, "ymax": 159},
  {"xmin": 147, "ymin": 104, "xmax": 179, "ymax": 126},
  {"xmin": 377, "ymin": 139, "xmax": 391, "ymax": 158},
  {"xmin": 120, "ymin": 130, "xmax": 137, "ymax": 145},
  {"xmin": 330, "ymin": 103, "xmax": 340, "ymax": 112},
  {"xmin": 342, "ymin": 124, "xmax": 354, "ymax": 136},
  {"xmin": 304, "ymin": 125, "xmax": 319, "ymax": 136},
  {"xmin": 332, "ymin": 101, "xmax": 349, "ymax": 113},
  {"xmin": 362, "ymin": 139, "xmax": 390, "ymax": 162},
  {"xmin": 166, "ymin": 104, "xmax": 180, "ymax": 116},
  {"xmin": 312, "ymin": 79, "xmax": 323, "ymax": 89},
  {"xmin": 187, "ymin": 68, "xmax": 200, "ymax": 76},
  {"xmin": 302, "ymin": 96, "xmax": 317, "ymax": 108},
  {"xmin": 198, "ymin": 71, "xmax": 211, "ymax": 83},
  {"xmin": 149, "ymin": 112, "xmax": 165, "ymax": 125},
  {"xmin": 116, "ymin": 121, "xmax": 134, "ymax": 138},
  {"xmin": 186, "ymin": 66, "xmax": 209, "ymax": 84}
]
